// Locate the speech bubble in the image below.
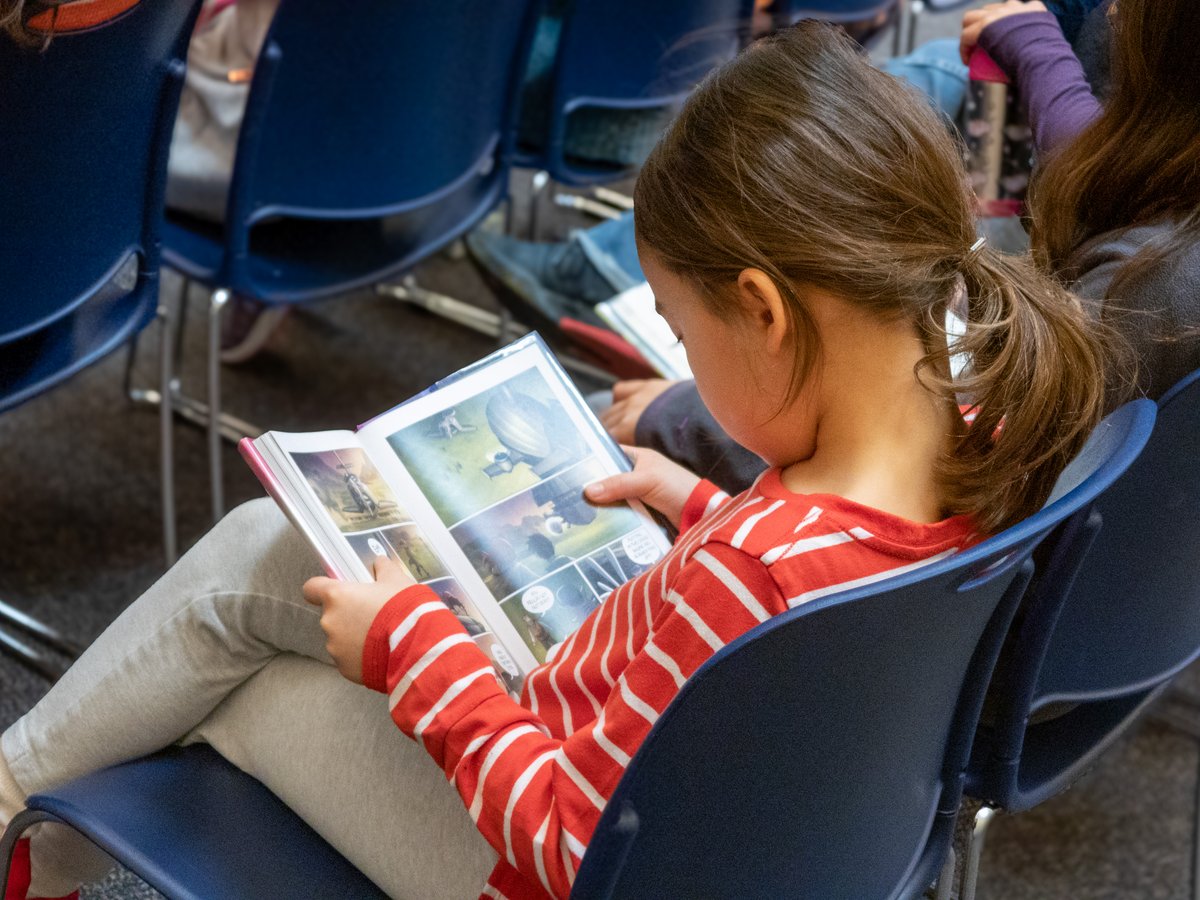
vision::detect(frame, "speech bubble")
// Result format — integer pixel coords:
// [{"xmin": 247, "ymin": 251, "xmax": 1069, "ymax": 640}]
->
[
  {"xmin": 491, "ymin": 644, "xmax": 519, "ymax": 677},
  {"xmin": 622, "ymin": 530, "xmax": 662, "ymax": 567},
  {"xmin": 367, "ymin": 537, "xmax": 386, "ymax": 557},
  {"xmin": 522, "ymin": 585, "xmax": 555, "ymax": 615}
]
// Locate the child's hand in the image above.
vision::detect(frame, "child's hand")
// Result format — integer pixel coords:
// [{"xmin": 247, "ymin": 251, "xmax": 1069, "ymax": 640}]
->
[
  {"xmin": 303, "ymin": 557, "xmax": 417, "ymax": 684},
  {"xmin": 960, "ymin": 1, "xmax": 1048, "ymax": 64},
  {"xmin": 585, "ymin": 446, "xmax": 701, "ymax": 529},
  {"xmin": 600, "ymin": 379, "xmax": 679, "ymax": 444}
]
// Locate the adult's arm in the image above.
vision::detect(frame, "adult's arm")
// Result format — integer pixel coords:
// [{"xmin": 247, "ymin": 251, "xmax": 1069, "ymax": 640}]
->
[{"xmin": 978, "ymin": 11, "xmax": 1102, "ymax": 155}]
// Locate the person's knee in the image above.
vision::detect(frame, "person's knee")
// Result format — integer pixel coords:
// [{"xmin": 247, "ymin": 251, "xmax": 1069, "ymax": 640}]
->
[{"xmin": 221, "ymin": 496, "xmax": 286, "ymax": 533}]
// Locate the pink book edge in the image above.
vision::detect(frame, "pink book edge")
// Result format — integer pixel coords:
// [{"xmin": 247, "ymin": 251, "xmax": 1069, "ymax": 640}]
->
[
  {"xmin": 969, "ymin": 48, "xmax": 1011, "ymax": 84},
  {"xmin": 238, "ymin": 437, "xmax": 341, "ymax": 579}
]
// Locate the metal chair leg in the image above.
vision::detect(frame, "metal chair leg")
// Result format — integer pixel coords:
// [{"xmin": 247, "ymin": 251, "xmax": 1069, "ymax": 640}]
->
[
  {"xmin": 0, "ymin": 626, "xmax": 67, "ymax": 682},
  {"xmin": 891, "ymin": 0, "xmax": 908, "ymax": 58},
  {"xmin": 934, "ymin": 844, "xmax": 956, "ymax": 900},
  {"xmin": 0, "ymin": 599, "xmax": 82, "ymax": 659},
  {"xmin": 960, "ymin": 804, "xmax": 997, "ymax": 900},
  {"xmin": 529, "ymin": 170, "xmax": 549, "ymax": 241},
  {"xmin": 157, "ymin": 304, "xmax": 178, "ymax": 566},
  {"xmin": 208, "ymin": 288, "xmax": 230, "ymax": 523}
]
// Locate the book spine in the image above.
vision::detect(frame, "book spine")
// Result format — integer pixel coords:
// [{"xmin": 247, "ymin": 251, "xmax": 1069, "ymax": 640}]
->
[{"xmin": 238, "ymin": 437, "xmax": 342, "ymax": 579}]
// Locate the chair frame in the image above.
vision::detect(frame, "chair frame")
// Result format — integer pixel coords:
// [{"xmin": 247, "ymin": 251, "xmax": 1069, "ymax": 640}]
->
[{"xmin": 0, "ymin": 0, "xmax": 201, "ymax": 677}]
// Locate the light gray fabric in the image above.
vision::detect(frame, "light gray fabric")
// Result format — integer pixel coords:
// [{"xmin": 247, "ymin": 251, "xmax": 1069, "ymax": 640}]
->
[
  {"xmin": 1, "ymin": 499, "xmax": 496, "ymax": 899},
  {"xmin": 165, "ymin": 0, "xmax": 277, "ymax": 222}
]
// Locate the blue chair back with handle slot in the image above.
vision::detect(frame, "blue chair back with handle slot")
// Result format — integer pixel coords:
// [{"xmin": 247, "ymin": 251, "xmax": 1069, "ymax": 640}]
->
[
  {"xmin": 519, "ymin": 0, "xmax": 753, "ymax": 185},
  {"xmin": 772, "ymin": 0, "xmax": 898, "ymax": 23},
  {"xmin": 967, "ymin": 372, "xmax": 1200, "ymax": 812},
  {"xmin": 569, "ymin": 400, "xmax": 1156, "ymax": 898},
  {"xmin": 163, "ymin": 0, "xmax": 540, "ymax": 303},
  {"xmin": 0, "ymin": 0, "xmax": 200, "ymax": 664},
  {"xmin": 0, "ymin": 0, "xmax": 199, "ymax": 411}
]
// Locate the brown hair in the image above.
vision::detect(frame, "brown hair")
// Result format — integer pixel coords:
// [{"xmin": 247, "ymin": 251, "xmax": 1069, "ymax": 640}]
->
[
  {"xmin": 1, "ymin": 0, "xmax": 62, "ymax": 46},
  {"xmin": 634, "ymin": 22, "xmax": 1109, "ymax": 534},
  {"xmin": 1031, "ymin": 0, "xmax": 1200, "ymax": 285}
]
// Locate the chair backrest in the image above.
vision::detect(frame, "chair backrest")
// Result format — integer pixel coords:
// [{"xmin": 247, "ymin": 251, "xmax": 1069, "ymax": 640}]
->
[
  {"xmin": 1027, "ymin": 370, "xmax": 1200, "ymax": 708},
  {"xmin": 773, "ymin": 0, "xmax": 898, "ymax": 24},
  {"xmin": 0, "ymin": 0, "xmax": 198, "ymax": 342},
  {"xmin": 535, "ymin": 0, "xmax": 752, "ymax": 180},
  {"xmin": 228, "ymin": 0, "xmax": 539, "ymax": 225},
  {"xmin": 571, "ymin": 398, "xmax": 1156, "ymax": 900}
]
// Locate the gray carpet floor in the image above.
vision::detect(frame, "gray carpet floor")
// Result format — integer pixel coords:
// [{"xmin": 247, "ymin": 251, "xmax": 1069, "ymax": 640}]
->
[{"xmin": 4, "ymin": 7, "xmax": 1198, "ymax": 900}]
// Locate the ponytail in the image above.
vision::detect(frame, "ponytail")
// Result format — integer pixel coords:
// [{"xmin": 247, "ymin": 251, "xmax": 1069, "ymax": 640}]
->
[
  {"xmin": 634, "ymin": 23, "xmax": 1113, "ymax": 536},
  {"xmin": 919, "ymin": 250, "xmax": 1111, "ymax": 534}
]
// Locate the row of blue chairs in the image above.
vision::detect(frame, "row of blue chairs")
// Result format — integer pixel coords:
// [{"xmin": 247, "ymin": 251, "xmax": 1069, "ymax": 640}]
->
[
  {"xmin": 2, "ymin": 371, "xmax": 1196, "ymax": 898},
  {"xmin": 0, "ymin": 0, "xmax": 755, "ymax": 676},
  {"xmin": 0, "ymin": 0, "xmax": 942, "ymax": 679}
]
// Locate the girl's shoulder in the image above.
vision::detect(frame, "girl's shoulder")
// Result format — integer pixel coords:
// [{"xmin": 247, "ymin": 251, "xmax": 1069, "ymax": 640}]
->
[{"xmin": 693, "ymin": 469, "xmax": 979, "ymax": 609}]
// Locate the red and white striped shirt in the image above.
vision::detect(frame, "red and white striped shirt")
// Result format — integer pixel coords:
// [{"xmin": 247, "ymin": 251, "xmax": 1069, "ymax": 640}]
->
[{"xmin": 362, "ymin": 471, "xmax": 978, "ymax": 900}]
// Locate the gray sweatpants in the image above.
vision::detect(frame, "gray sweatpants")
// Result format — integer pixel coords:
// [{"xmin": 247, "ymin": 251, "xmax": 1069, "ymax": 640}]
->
[{"xmin": 0, "ymin": 499, "xmax": 497, "ymax": 898}]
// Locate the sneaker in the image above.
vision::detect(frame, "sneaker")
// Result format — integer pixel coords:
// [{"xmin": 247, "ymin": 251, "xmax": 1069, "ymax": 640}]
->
[
  {"xmin": 219, "ymin": 295, "xmax": 290, "ymax": 365},
  {"xmin": 464, "ymin": 230, "xmax": 613, "ymax": 332}
]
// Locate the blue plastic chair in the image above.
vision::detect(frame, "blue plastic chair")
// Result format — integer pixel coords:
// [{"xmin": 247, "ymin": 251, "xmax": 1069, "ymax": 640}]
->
[
  {"xmin": 959, "ymin": 374, "xmax": 1200, "ymax": 900},
  {"xmin": 0, "ymin": 399, "xmax": 1155, "ymax": 899},
  {"xmin": 0, "ymin": 745, "xmax": 388, "ymax": 900},
  {"xmin": 158, "ymin": 0, "xmax": 540, "ymax": 518},
  {"xmin": 571, "ymin": 398, "xmax": 1156, "ymax": 899},
  {"xmin": 0, "ymin": 0, "xmax": 201, "ymax": 676},
  {"xmin": 771, "ymin": 1, "xmax": 899, "ymax": 50},
  {"xmin": 772, "ymin": 0, "xmax": 898, "ymax": 25},
  {"xmin": 515, "ymin": 0, "xmax": 754, "ymax": 187}
]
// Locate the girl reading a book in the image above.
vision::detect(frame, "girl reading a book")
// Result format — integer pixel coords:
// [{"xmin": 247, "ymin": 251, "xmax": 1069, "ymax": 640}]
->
[{"xmin": 1, "ymin": 23, "xmax": 1108, "ymax": 900}]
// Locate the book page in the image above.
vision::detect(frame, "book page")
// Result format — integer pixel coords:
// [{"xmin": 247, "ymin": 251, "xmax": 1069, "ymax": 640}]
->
[
  {"xmin": 595, "ymin": 283, "xmax": 693, "ymax": 380},
  {"xmin": 358, "ymin": 335, "xmax": 672, "ymax": 674},
  {"xmin": 253, "ymin": 428, "xmax": 528, "ymax": 697}
]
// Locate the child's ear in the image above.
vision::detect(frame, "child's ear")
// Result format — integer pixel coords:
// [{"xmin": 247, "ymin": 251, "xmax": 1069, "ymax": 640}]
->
[{"xmin": 736, "ymin": 268, "xmax": 790, "ymax": 356}]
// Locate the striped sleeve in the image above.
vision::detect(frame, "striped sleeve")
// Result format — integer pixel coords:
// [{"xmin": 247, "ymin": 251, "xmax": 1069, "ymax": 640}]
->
[
  {"xmin": 679, "ymin": 479, "xmax": 730, "ymax": 534},
  {"xmin": 363, "ymin": 547, "xmax": 784, "ymax": 899}
]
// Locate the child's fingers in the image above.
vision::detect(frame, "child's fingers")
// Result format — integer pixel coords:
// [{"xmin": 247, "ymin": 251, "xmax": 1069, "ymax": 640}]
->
[
  {"xmin": 611, "ymin": 379, "xmax": 649, "ymax": 401},
  {"xmin": 585, "ymin": 469, "xmax": 651, "ymax": 504},
  {"xmin": 372, "ymin": 555, "xmax": 401, "ymax": 580},
  {"xmin": 302, "ymin": 576, "xmax": 336, "ymax": 606}
]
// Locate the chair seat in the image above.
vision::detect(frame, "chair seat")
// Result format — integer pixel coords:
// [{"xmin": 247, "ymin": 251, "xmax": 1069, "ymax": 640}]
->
[
  {"xmin": 965, "ymin": 688, "xmax": 1161, "ymax": 811},
  {"xmin": 162, "ymin": 170, "xmax": 503, "ymax": 304},
  {"xmin": 0, "ymin": 282, "xmax": 154, "ymax": 415},
  {"xmin": 25, "ymin": 745, "xmax": 388, "ymax": 900}
]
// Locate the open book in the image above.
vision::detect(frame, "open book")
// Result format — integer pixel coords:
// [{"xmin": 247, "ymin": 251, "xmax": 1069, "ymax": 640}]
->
[
  {"xmin": 595, "ymin": 283, "xmax": 693, "ymax": 380},
  {"xmin": 239, "ymin": 335, "xmax": 672, "ymax": 697}
]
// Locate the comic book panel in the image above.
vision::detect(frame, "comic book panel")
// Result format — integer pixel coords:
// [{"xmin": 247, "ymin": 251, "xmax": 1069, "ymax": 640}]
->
[
  {"xmin": 423, "ymin": 576, "xmax": 490, "ymax": 637},
  {"xmin": 473, "ymin": 632, "xmax": 525, "ymax": 697},
  {"xmin": 385, "ymin": 367, "xmax": 590, "ymax": 528},
  {"xmin": 449, "ymin": 459, "xmax": 649, "ymax": 600},
  {"xmin": 499, "ymin": 565, "xmax": 605, "ymax": 664},
  {"xmin": 289, "ymin": 448, "xmax": 409, "ymax": 534},
  {"xmin": 343, "ymin": 525, "xmax": 449, "ymax": 583},
  {"xmin": 577, "ymin": 536, "xmax": 659, "ymax": 601}
]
